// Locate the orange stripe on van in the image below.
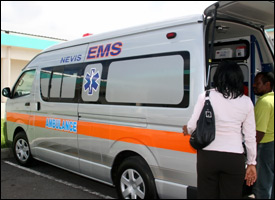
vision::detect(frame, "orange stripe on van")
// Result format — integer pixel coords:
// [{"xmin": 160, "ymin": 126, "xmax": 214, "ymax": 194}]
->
[
  {"xmin": 6, "ymin": 112, "xmax": 196, "ymax": 154},
  {"xmin": 35, "ymin": 115, "xmax": 49, "ymax": 128},
  {"xmin": 78, "ymin": 121, "xmax": 196, "ymax": 153},
  {"xmin": 6, "ymin": 112, "xmax": 30, "ymax": 125}
]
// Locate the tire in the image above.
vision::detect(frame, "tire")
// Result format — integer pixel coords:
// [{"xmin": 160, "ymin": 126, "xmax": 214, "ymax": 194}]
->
[
  {"xmin": 13, "ymin": 131, "xmax": 33, "ymax": 166},
  {"xmin": 115, "ymin": 156, "xmax": 158, "ymax": 199}
]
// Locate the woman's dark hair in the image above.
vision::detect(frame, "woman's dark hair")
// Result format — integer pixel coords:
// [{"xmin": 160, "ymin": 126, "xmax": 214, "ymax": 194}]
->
[{"xmin": 213, "ymin": 61, "xmax": 244, "ymax": 99}]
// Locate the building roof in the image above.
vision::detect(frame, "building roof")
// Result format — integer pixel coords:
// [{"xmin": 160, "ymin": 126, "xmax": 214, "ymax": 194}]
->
[
  {"xmin": 1, "ymin": 30, "xmax": 67, "ymax": 50},
  {"xmin": 266, "ymin": 28, "xmax": 274, "ymax": 32}
]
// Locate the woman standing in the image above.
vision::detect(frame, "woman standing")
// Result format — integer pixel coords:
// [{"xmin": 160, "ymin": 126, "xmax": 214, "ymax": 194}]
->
[{"xmin": 183, "ymin": 61, "xmax": 257, "ymax": 199}]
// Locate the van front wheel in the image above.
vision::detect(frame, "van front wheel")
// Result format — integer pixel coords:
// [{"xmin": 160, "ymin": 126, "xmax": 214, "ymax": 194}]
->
[
  {"xmin": 115, "ymin": 156, "xmax": 157, "ymax": 199},
  {"xmin": 13, "ymin": 131, "xmax": 33, "ymax": 166}
]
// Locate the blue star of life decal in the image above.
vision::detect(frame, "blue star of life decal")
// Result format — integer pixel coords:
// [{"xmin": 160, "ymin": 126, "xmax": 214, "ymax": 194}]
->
[{"xmin": 84, "ymin": 68, "xmax": 100, "ymax": 95}]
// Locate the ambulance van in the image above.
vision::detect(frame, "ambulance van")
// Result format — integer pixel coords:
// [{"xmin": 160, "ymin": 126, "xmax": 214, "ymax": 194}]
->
[{"xmin": 2, "ymin": 1, "xmax": 274, "ymax": 199}]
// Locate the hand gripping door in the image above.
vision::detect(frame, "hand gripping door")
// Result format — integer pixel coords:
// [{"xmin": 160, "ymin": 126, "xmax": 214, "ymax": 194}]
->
[{"xmin": 189, "ymin": 90, "xmax": 215, "ymax": 150}]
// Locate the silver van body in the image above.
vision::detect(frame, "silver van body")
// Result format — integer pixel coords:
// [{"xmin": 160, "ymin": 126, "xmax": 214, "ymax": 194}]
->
[{"xmin": 3, "ymin": 1, "xmax": 274, "ymax": 199}]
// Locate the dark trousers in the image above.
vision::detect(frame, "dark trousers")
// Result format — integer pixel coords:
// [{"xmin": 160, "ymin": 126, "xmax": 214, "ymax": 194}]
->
[
  {"xmin": 197, "ymin": 150, "xmax": 246, "ymax": 199},
  {"xmin": 253, "ymin": 141, "xmax": 274, "ymax": 199}
]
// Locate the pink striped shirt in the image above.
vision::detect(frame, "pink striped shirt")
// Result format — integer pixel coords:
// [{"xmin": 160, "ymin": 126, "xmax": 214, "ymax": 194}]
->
[{"xmin": 187, "ymin": 89, "xmax": 257, "ymax": 165}]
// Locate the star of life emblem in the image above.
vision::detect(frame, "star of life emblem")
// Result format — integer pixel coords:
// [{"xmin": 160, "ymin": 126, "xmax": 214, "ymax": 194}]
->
[{"xmin": 84, "ymin": 68, "xmax": 100, "ymax": 95}]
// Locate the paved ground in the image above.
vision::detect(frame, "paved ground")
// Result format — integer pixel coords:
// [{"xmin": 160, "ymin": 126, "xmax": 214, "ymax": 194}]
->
[
  {"xmin": 1, "ymin": 149, "xmax": 117, "ymax": 199},
  {"xmin": 1, "ymin": 148, "xmax": 256, "ymax": 199}
]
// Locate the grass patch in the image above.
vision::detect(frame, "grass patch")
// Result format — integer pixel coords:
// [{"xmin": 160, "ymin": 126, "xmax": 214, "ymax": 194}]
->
[{"xmin": 1, "ymin": 119, "xmax": 7, "ymax": 148}]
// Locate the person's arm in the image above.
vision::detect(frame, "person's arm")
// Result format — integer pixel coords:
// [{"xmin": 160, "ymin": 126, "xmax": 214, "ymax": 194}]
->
[
  {"xmin": 245, "ymin": 165, "xmax": 257, "ymax": 186},
  {"xmin": 182, "ymin": 125, "xmax": 188, "ymax": 136},
  {"xmin": 182, "ymin": 92, "xmax": 205, "ymax": 136},
  {"xmin": 254, "ymin": 99, "xmax": 270, "ymax": 143},
  {"xmin": 242, "ymin": 100, "xmax": 257, "ymax": 165},
  {"xmin": 256, "ymin": 130, "xmax": 265, "ymax": 143}
]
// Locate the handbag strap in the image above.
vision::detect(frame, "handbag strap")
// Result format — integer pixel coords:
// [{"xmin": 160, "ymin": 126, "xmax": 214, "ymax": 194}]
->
[
  {"xmin": 205, "ymin": 90, "xmax": 210, "ymax": 100},
  {"xmin": 204, "ymin": 90, "xmax": 213, "ymax": 121}
]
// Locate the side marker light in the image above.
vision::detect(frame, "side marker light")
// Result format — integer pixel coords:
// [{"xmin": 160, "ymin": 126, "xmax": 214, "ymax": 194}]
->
[{"xmin": 166, "ymin": 32, "xmax": 177, "ymax": 39}]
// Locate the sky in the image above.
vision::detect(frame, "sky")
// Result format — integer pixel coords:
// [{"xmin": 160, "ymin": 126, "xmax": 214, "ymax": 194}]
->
[{"xmin": 1, "ymin": 1, "xmax": 216, "ymax": 41}]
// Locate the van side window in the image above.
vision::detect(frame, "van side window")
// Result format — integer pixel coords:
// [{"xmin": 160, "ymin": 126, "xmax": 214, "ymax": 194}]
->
[
  {"xmin": 40, "ymin": 65, "xmax": 81, "ymax": 102},
  {"xmin": 61, "ymin": 68, "xmax": 78, "ymax": 98},
  {"xmin": 40, "ymin": 68, "xmax": 52, "ymax": 98},
  {"xmin": 50, "ymin": 67, "xmax": 63, "ymax": 98},
  {"xmin": 12, "ymin": 70, "xmax": 36, "ymax": 98},
  {"xmin": 106, "ymin": 55, "xmax": 184, "ymax": 105}
]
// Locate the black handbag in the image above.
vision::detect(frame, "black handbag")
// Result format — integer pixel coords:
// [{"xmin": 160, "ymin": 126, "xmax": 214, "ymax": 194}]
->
[{"xmin": 189, "ymin": 90, "xmax": 215, "ymax": 150}]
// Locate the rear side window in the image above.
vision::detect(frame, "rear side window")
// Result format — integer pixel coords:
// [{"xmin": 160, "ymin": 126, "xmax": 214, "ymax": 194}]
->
[
  {"xmin": 12, "ymin": 70, "xmax": 36, "ymax": 98},
  {"xmin": 40, "ymin": 65, "xmax": 81, "ymax": 102},
  {"xmin": 106, "ymin": 55, "xmax": 184, "ymax": 105}
]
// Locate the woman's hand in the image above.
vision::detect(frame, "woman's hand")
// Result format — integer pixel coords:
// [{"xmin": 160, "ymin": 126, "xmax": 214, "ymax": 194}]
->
[
  {"xmin": 182, "ymin": 125, "xmax": 189, "ymax": 136},
  {"xmin": 245, "ymin": 165, "xmax": 257, "ymax": 186}
]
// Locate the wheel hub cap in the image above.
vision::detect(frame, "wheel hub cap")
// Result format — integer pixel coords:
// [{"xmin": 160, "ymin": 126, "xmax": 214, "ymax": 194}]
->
[
  {"xmin": 120, "ymin": 169, "xmax": 145, "ymax": 199},
  {"xmin": 15, "ymin": 139, "xmax": 30, "ymax": 162}
]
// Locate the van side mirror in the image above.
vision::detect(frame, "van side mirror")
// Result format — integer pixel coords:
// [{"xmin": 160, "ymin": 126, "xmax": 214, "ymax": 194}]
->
[{"xmin": 2, "ymin": 87, "xmax": 11, "ymax": 98}]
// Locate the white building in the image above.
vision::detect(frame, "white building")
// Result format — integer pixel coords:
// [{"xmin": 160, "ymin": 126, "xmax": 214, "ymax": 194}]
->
[
  {"xmin": 266, "ymin": 28, "xmax": 274, "ymax": 41},
  {"xmin": 1, "ymin": 30, "xmax": 66, "ymax": 118}
]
